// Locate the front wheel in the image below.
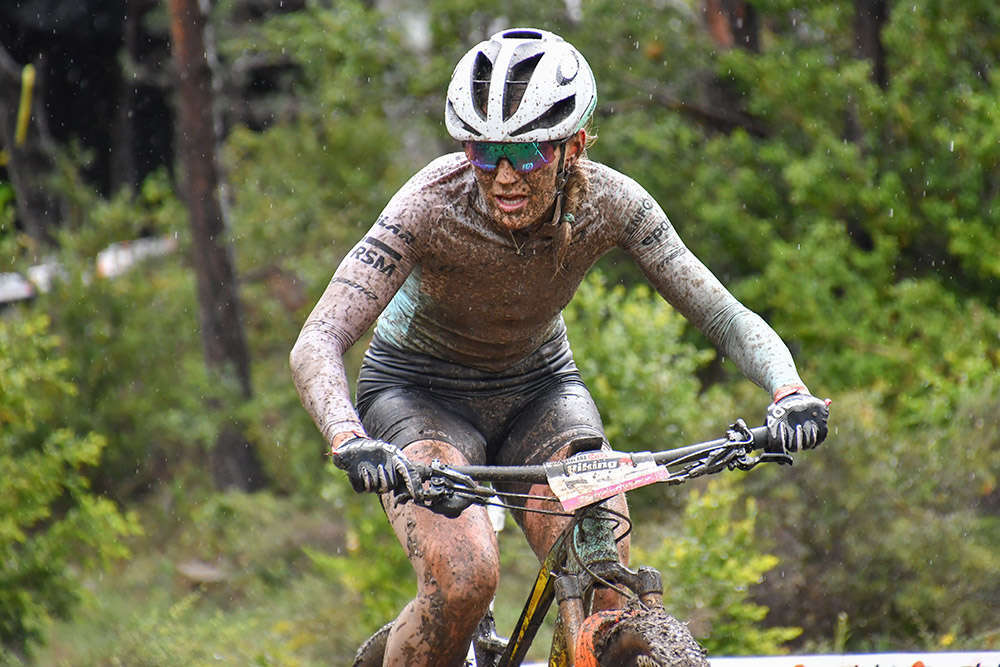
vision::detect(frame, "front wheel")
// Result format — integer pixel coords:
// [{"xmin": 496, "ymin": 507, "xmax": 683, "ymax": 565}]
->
[
  {"xmin": 588, "ymin": 608, "xmax": 709, "ymax": 667},
  {"xmin": 352, "ymin": 614, "xmax": 505, "ymax": 667},
  {"xmin": 352, "ymin": 621, "xmax": 392, "ymax": 667}
]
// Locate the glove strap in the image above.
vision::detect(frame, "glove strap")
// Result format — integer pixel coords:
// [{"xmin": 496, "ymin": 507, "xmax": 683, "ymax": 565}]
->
[
  {"xmin": 772, "ymin": 384, "xmax": 809, "ymax": 402},
  {"xmin": 329, "ymin": 431, "xmax": 367, "ymax": 455}
]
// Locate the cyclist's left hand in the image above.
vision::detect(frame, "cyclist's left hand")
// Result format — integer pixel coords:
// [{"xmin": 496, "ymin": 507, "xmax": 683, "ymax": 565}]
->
[{"xmin": 766, "ymin": 392, "xmax": 830, "ymax": 453}]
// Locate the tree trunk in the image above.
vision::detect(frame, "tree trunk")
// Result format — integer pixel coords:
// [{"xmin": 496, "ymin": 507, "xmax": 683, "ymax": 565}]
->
[
  {"xmin": 110, "ymin": 0, "xmax": 140, "ymax": 193},
  {"xmin": 167, "ymin": 0, "xmax": 265, "ymax": 490},
  {"xmin": 695, "ymin": 1, "xmax": 766, "ymax": 139},
  {"xmin": 844, "ymin": 0, "xmax": 889, "ymax": 246},
  {"xmin": 703, "ymin": 0, "xmax": 759, "ymax": 52},
  {"xmin": 854, "ymin": 0, "xmax": 890, "ymax": 89}
]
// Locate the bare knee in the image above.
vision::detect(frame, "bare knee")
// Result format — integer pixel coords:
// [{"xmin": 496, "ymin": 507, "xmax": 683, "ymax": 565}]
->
[{"xmin": 422, "ymin": 526, "xmax": 499, "ymax": 621}]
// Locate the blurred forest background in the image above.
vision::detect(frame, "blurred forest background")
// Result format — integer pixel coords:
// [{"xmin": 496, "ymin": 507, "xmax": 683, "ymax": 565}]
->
[{"xmin": 1, "ymin": 0, "xmax": 998, "ymax": 664}]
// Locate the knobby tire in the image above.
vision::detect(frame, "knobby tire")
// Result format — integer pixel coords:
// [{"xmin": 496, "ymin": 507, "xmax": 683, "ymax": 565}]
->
[
  {"xmin": 593, "ymin": 608, "xmax": 709, "ymax": 667},
  {"xmin": 351, "ymin": 615, "xmax": 504, "ymax": 667},
  {"xmin": 352, "ymin": 621, "xmax": 392, "ymax": 667}
]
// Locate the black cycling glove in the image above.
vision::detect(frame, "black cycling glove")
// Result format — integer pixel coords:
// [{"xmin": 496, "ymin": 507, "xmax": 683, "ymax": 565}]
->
[
  {"xmin": 331, "ymin": 436, "xmax": 419, "ymax": 497},
  {"xmin": 766, "ymin": 393, "xmax": 830, "ymax": 454}
]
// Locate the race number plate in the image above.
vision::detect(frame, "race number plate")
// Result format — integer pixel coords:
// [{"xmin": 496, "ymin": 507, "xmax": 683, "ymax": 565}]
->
[{"xmin": 544, "ymin": 451, "xmax": 670, "ymax": 511}]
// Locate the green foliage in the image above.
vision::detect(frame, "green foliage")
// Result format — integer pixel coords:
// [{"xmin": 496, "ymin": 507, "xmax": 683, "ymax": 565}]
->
[
  {"xmin": 738, "ymin": 222, "xmax": 1000, "ymax": 422},
  {"xmin": 237, "ymin": 373, "xmax": 329, "ymax": 495},
  {"xmin": 53, "ymin": 588, "xmax": 333, "ymax": 667},
  {"xmin": 29, "ymin": 172, "xmax": 227, "ymax": 498},
  {"xmin": 177, "ymin": 491, "xmax": 328, "ymax": 596},
  {"xmin": 0, "ymin": 182, "xmax": 16, "ymax": 266},
  {"xmin": 86, "ymin": 592, "xmax": 307, "ymax": 667},
  {"xmin": 0, "ymin": 314, "xmax": 141, "ymax": 655},
  {"xmin": 744, "ymin": 388, "xmax": 1000, "ymax": 650},
  {"xmin": 224, "ymin": 0, "xmax": 424, "ymax": 271},
  {"xmin": 635, "ymin": 478, "xmax": 801, "ymax": 656},
  {"xmin": 663, "ymin": 1, "xmax": 1000, "ymax": 401},
  {"xmin": 307, "ymin": 473, "xmax": 414, "ymax": 633},
  {"xmin": 34, "ymin": 489, "xmax": 359, "ymax": 666}
]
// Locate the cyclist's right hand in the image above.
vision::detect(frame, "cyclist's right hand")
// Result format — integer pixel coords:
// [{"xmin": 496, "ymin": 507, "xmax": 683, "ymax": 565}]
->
[{"xmin": 331, "ymin": 436, "xmax": 419, "ymax": 497}]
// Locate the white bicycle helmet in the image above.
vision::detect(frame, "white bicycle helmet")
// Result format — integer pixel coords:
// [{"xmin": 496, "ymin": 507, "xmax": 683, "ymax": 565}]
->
[{"xmin": 445, "ymin": 28, "xmax": 597, "ymax": 143}]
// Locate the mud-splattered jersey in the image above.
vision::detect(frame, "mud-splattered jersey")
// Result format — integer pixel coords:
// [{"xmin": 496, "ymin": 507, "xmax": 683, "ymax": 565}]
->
[{"xmin": 291, "ymin": 153, "xmax": 804, "ymax": 441}]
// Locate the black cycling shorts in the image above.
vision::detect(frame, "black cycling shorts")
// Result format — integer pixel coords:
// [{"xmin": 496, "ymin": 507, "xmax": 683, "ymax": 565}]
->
[{"xmin": 356, "ymin": 330, "xmax": 607, "ymax": 468}]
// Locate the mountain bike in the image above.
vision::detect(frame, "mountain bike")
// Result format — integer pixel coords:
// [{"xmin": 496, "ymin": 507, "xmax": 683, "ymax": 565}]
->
[{"xmin": 352, "ymin": 419, "xmax": 792, "ymax": 667}]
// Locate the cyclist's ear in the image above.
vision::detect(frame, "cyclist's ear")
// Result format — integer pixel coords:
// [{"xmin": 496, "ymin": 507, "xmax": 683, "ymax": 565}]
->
[{"xmin": 565, "ymin": 130, "xmax": 586, "ymax": 167}]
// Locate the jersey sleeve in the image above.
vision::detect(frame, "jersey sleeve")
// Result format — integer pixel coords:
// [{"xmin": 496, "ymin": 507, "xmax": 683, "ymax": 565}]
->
[
  {"xmin": 290, "ymin": 173, "xmax": 433, "ymax": 444},
  {"xmin": 616, "ymin": 177, "xmax": 804, "ymax": 395}
]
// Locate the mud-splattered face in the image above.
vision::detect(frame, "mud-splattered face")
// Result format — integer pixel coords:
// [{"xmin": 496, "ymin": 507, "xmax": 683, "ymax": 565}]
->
[{"xmin": 468, "ymin": 131, "xmax": 585, "ymax": 232}]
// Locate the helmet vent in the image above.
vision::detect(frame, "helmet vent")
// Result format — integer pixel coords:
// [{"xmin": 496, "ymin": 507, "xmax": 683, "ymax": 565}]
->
[
  {"xmin": 503, "ymin": 53, "xmax": 543, "ymax": 121},
  {"xmin": 446, "ymin": 101, "xmax": 482, "ymax": 137},
  {"xmin": 501, "ymin": 29, "xmax": 543, "ymax": 40},
  {"xmin": 471, "ymin": 53, "xmax": 493, "ymax": 119},
  {"xmin": 511, "ymin": 96, "xmax": 576, "ymax": 137}
]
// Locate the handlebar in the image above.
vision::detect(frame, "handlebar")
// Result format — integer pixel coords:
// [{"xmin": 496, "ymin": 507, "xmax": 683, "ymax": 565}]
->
[
  {"xmin": 397, "ymin": 421, "xmax": 789, "ymax": 518},
  {"xmin": 413, "ymin": 424, "xmax": 773, "ymax": 486}
]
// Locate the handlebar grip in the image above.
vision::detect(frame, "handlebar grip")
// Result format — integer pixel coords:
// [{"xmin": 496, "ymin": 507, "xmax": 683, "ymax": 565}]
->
[
  {"xmin": 754, "ymin": 424, "xmax": 794, "ymax": 465},
  {"xmin": 750, "ymin": 425, "xmax": 770, "ymax": 450}
]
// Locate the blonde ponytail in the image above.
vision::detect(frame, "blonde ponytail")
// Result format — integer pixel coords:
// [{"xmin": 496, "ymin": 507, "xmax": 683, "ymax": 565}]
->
[{"xmin": 550, "ymin": 158, "xmax": 590, "ymax": 274}]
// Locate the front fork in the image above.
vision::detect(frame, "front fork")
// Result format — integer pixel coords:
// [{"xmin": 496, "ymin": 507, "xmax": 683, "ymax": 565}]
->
[{"xmin": 548, "ymin": 511, "xmax": 664, "ymax": 666}]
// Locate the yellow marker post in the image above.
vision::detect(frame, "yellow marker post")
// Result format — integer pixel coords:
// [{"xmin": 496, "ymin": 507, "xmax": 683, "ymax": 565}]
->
[{"xmin": 14, "ymin": 64, "xmax": 35, "ymax": 146}]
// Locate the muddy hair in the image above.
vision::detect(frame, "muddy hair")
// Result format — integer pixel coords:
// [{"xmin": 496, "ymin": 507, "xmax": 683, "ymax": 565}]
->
[{"xmin": 551, "ymin": 127, "xmax": 596, "ymax": 273}]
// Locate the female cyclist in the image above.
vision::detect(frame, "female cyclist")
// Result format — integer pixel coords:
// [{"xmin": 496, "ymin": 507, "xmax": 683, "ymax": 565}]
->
[{"xmin": 290, "ymin": 27, "xmax": 829, "ymax": 667}]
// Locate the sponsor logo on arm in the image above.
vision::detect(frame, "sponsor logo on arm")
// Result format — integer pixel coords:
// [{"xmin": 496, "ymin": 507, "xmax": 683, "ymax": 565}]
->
[
  {"xmin": 349, "ymin": 237, "xmax": 401, "ymax": 276},
  {"xmin": 375, "ymin": 216, "xmax": 416, "ymax": 245}
]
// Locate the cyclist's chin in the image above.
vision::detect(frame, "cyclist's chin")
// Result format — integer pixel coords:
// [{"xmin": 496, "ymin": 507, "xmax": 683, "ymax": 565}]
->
[
  {"xmin": 488, "ymin": 198, "xmax": 548, "ymax": 231},
  {"xmin": 492, "ymin": 213, "xmax": 534, "ymax": 231}
]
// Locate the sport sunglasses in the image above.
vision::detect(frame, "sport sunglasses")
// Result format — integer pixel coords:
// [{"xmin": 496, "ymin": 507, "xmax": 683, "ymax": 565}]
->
[{"xmin": 463, "ymin": 140, "xmax": 564, "ymax": 173}]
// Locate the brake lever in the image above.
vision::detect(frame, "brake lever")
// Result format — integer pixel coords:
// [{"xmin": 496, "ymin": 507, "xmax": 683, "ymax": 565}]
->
[
  {"xmin": 427, "ymin": 459, "xmax": 477, "ymax": 489},
  {"xmin": 726, "ymin": 418, "xmax": 793, "ymax": 468},
  {"xmin": 416, "ymin": 460, "xmax": 484, "ymax": 506},
  {"xmin": 726, "ymin": 418, "xmax": 756, "ymax": 447},
  {"xmin": 415, "ymin": 460, "xmax": 490, "ymax": 518},
  {"xmin": 387, "ymin": 461, "xmax": 457, "ymax": 507},
  {"xmin": 759, "ymin": 451, "xmax": 793, "ymax": 465}
]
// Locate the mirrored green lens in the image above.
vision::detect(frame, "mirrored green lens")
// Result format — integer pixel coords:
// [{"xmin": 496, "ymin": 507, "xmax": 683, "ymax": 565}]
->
[{"xmin": 465, "ymin": 142, "xmax": 558, "ymax": 173}]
